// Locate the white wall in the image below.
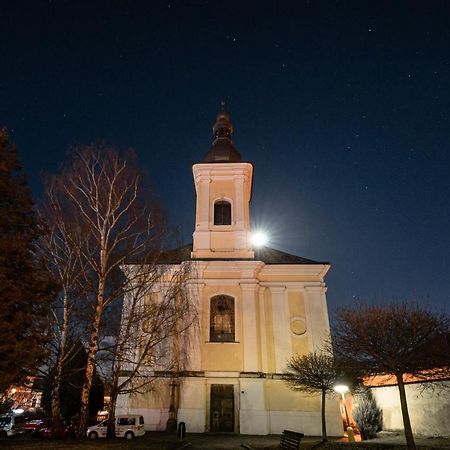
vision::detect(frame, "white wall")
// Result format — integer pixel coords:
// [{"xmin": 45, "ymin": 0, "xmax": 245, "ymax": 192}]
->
[
  {"xmin": 372, "ymin": 381, "xmax": 450, "ymax": 437},
  {"xmin": 268, "ymin": 411, "xmax": 342, "ymax": 436},
  {"xmin": 177, "ymin": 378, "xmax": 207, "ymax": 433}
]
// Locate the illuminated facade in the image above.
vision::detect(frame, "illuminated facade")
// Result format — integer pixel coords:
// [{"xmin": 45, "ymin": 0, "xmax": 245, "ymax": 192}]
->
[{"xmin": 117, "ymin": 109, "xmax": 341, "ymax": 435}]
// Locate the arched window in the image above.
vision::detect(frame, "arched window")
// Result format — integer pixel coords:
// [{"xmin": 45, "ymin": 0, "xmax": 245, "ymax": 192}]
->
[
  {"xmin": 210, "ymin": 295, "xmax": 235, "ymax": 342},
  {"xmin": 214, "ymin": 200, "xmax": 231, "ymax": 225}
]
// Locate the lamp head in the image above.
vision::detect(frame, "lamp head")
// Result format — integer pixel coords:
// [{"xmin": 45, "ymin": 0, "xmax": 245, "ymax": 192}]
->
[{"xmin": 334, "ymin": 384, "xmax": 349, "ymax": 394}]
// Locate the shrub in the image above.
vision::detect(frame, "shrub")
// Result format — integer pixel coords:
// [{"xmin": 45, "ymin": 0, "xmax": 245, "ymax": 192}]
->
[{"xmin": 353, "ymin": 388, "xmax": 382, "ymax": 440}]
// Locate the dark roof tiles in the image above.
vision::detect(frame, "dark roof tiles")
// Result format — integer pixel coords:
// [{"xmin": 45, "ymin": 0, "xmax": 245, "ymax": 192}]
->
[{"xmin": 149, "ymin": 243, "xmax": 326, "ymax": 265}]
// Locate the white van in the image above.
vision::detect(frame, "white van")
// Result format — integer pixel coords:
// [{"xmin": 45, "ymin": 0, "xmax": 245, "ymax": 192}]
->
[{"xmin": 87, "ymin": 415, "xmax": 145, "ymax": 440}]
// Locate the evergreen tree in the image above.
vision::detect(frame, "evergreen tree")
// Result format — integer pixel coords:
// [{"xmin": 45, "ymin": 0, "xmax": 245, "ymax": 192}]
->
[
  {"xmin": 0, "ymin": 128, "xmax": 57, "ymax": 393},
  {"xmin": 353, "ymin": 388, "xmax": 383, "ymax": 440}
]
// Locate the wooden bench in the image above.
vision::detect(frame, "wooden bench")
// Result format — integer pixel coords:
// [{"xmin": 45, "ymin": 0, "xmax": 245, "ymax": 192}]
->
[
  {"xmin": 279, "ymin": 430, "xmax": 304, "ymax": 450},
  {"xmin": 241, "ymin": 429, "xmax": 304, "ymax": 450}
]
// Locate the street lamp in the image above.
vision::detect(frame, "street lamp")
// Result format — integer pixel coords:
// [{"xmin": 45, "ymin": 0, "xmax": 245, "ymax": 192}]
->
[{"xmin": 334, "ymin": 384, "xmax": 355, "ymax": 442}]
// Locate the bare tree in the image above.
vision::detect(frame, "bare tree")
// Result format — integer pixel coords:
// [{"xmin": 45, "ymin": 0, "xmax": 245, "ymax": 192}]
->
[
  {"xmin": 283, "ymin": 351, "xmax": 342, "ymax": 441},
  {"xmin": 38, "ymin": 182, "xmax": 84, "ymax": 434},
  {"xmin": 100, "ymin": 260, "xmax": 196, "ymax": 437},
  {"xmin": 333, "ymin": 303, "xmax": 450, "ymax": 450},
  {"xmin": 47, "ymin": 144, "xmax": 165, "ymax": 435}
]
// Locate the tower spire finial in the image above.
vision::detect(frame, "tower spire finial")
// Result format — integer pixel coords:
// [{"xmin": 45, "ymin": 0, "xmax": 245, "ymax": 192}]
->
[{"xmin": 202, "ymin": 106, "xmax": 242, "ymax": 162}]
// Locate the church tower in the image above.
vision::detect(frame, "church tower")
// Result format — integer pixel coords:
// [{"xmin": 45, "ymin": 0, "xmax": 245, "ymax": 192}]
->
[{"xmin": 192, "ymin": 108, "xmax": 254, "ymax": 259}]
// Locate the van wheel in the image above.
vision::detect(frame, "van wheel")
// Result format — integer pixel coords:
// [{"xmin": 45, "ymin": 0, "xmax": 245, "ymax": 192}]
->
[
  {"xmin": 0, "ymin": 430, "xmax": 7, "ymax": 440},
  {"xmin": 89, "ymin": 431, "xmax": 98, "ymax": 440},
  {"xmin": 125, "ymin": 431, "xmax": 134, "ymax": 440}
]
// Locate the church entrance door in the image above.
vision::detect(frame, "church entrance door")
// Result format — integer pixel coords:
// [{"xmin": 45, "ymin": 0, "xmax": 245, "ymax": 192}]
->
[{"xmin": 210, "ymin": 384, "xmax": 234, "ymax": 432}]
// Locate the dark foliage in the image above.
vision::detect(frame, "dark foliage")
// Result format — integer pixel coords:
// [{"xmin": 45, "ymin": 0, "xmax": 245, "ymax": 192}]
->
[
  {"xmin": 333, "ymin": 303, "xmax": 450, "ymax": 379},
  {"xmin": 0, "ymin": 128, "xmax": 58, "ymax": 393},
  {"xmin": 41, "ymin": 339, "xmax": 104, "ymax": 418},
  {"xmin": 283, "ymin": 352, "xmax": 340, "ymax": 394}
]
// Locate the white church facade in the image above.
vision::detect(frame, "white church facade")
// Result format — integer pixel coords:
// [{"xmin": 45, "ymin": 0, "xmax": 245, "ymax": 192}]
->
[{"xmin": 116, "ymin": 109, "xmax": 341, "ymax": 436}]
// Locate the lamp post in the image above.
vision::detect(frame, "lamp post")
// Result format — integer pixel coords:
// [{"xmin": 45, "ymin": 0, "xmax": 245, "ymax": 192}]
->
[{"xmin": 334, "ymin": 384, "xmax": 355, "ymax": 442}]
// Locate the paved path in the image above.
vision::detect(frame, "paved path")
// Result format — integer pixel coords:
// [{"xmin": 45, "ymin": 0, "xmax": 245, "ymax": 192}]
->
[
  {"xmin": 170, "ymin": 432, "xmax": 450, "ymax": 450},
  {"xmin": 174, "ymin": 433, "xmax": 281, "ymax": 449}
]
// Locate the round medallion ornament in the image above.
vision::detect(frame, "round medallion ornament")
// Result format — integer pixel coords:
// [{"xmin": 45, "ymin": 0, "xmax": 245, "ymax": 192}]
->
[{"xmin": 290, "ymin": 317, "xmax": 307, "ymax": 336}]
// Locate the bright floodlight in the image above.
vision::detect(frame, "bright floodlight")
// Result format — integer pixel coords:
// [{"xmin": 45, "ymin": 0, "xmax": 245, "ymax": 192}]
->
[
  {"xmin": 334, "ymin": 384, "xmax": 349, "ymax": 394},
  {"xmin": 251, "ymin": 231, "xmax": 268, "ymax": 247}
]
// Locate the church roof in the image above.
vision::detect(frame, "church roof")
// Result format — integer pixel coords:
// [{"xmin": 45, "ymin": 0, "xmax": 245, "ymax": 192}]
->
[
  {"xmin": 202, "ymin": 106, "xmax": 242, "ymax": 163},
  {"xmin": 150, "ymin": 243, "xmax": 327, "ymax": 265}
]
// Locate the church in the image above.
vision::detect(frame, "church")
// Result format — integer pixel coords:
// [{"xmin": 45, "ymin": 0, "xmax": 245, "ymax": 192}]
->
[{"xmin": 116, "ymin": 108, "xmax": 341, "ymax": 436}]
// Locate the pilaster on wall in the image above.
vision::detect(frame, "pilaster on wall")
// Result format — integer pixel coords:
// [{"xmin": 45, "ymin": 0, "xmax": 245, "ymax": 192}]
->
[
  {"xmin": 235, "ymin": 175, "xmax": 245, "ymax": 229},
  {"xmin": 177, "ymin": 377, "xmax": 207, "ymax": 433},
  {"xmin": 303, "ymin": 285, "xmax": 330, "ymax": 351},
  {"xmin": 267, "ymin": 285, "xmax": 291, "ymax": 373},
  {"xmin": 240, "ymin": 283, "xmax": 259, "ymax": 372},
  {"xmin": 196, "ymin": 177, "xmax": 210, "ymax": 230},
  {"xmin": 185, "ymin": 281, "xmax": 204, "ymax": 371},
  {"xmin": 258, "ymin": 287, "xmax": 268, "ymax": 373}
]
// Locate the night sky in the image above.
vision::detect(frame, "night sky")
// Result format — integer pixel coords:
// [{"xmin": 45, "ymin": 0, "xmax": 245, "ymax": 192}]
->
[{"xmin": 1, "ymin": 1, "xmax": 450, "ymax": 318}]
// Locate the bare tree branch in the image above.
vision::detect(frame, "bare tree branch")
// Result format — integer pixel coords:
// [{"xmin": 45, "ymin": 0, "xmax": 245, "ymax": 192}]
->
[{"xmin": 42, "ymin": 143, "xmax": 166, "ymax": 436}]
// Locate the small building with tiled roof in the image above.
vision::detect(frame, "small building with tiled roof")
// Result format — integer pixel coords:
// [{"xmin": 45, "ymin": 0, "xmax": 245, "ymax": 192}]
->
[{"xmin": 117, "ymin": 108, "xmax": 340, "ymax": 436}]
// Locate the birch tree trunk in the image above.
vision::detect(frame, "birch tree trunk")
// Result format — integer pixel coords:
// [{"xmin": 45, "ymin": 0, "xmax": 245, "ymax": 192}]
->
[
  {"xmin": 50, "ymin": 292, "xmax": 70, "ymax": 435},
  {"xmin": 106, "ymin": 364, "xmax": 120, "ymax": 438},
  {"xmin": 78, "ymin": 294, "xmax": 104, "ymax": 435},
  {"xmin": 38, "ymin": 191, "xmax": 81, "ymax": 435}
]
